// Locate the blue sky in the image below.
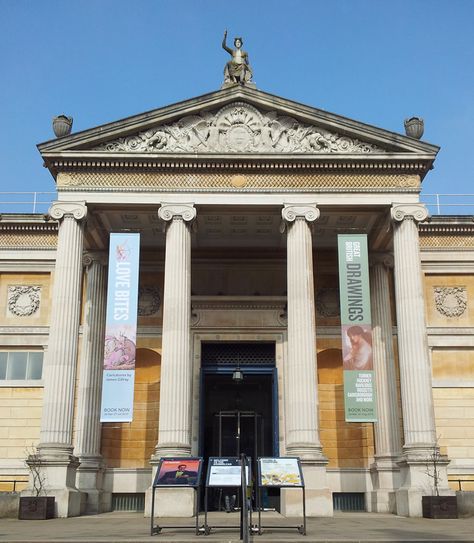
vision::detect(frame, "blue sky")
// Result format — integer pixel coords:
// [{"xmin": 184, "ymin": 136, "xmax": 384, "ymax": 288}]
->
[{"xmin": 1, "ymin": 0, "xmax": 473, "ymax": 214}]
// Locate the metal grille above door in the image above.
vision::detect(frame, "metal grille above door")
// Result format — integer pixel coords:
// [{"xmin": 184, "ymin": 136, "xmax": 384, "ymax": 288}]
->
[{"xmin": 201, "ymin": 342, "xmax": 275, "ymax": 366}]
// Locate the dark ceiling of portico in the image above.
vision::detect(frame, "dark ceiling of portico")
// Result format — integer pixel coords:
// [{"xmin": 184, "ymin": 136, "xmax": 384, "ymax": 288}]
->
[{"xmin": 87, "ymin": 205, "xmax": 391, "ymax": 252}]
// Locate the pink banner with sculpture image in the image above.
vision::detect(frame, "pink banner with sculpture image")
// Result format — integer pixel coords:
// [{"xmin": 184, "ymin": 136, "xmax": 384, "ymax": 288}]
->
[{"xmin": 100, "ymin": 233, "xmax": 140, "ymax": 422}]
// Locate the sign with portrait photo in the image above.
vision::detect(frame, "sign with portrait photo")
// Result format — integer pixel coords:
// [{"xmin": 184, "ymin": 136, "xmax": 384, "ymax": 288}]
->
[
  {"xmin": 153, "ymin": 457, "xmax": 202, "ymax": 487},
  {"xmin": 258, "ymin": 457, "xmax": 304, "ymax": 487}
]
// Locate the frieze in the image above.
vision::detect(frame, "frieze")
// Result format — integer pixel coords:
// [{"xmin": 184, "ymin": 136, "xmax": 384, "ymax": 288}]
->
[
  {"xmin": 56, "ymin": 171, "xmax": 420, "ymax": 192},
  {"xmin": 94, "ymin": 103, "xmax": 385, "ymax": 155},
  {"xmin": 7, "ymin": 286, "xmax": 41, "ymax": 317},
  {"xmin": 434, "ymin": 286, "xmax": 467, "ymax": 318}
]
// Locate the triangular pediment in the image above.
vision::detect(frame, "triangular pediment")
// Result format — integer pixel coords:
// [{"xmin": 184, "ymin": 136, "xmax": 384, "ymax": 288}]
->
[{"xmin": 38, "ymin": 86, "xmax": 439, "ymax": 159}]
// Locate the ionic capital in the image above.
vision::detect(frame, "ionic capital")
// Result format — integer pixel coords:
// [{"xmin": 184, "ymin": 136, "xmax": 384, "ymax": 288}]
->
[
  {"xmin": 158, "ymin": 203, "xmax": 196, "ymax": 223},
  {"xmin": 390, "ymin": 203, "xmax": 428, "ymax": 224},
  {"xmin": 49, "ymin": 201, "xmax": 87, "ymax": 222},
  {"xmin": 369, "ymin": 252, "xmax": 394, "ymax": 269},
  {"xmin": 83, "ymin": 251, "xmax": 107, "ymax": 268},
  {"xmin": 281, "ymin": 204, "xmax": 320, "ymax": 224}
]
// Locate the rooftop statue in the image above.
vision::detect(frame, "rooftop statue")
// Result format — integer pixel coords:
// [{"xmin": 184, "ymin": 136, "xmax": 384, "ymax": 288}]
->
[{"xmin": 222, "ymin": 30, "xmax": 255, "ymax": 88}]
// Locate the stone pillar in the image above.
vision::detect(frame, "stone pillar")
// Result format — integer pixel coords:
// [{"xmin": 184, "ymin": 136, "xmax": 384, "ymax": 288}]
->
[
  {"xmin": 281, "ymin": 204, "xmax": 332, "ymax": 517},
  {"xmin": 74, "ymin": 252, "xmax": 110, "ymax": 514},
  {"xmin": 146, "ymin": 203, "xmax": 196, "ymax": 518},
  {"xmin": 25, "ymin": 202, "xmax": 87, "ymax": 517},
  {"xmin": 391, "ymin": 204, "xmax": 452, "ymax": 517},
  {"xmin": 368, "ymin": 253, "xmax": 401, "ymax": 513}
]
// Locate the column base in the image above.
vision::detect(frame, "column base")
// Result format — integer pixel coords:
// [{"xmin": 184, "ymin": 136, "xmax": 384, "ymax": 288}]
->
[
  {"xmin": 145, "ymin": 487, "xmax": 195, "ymax": 518},
  {"xmin": 280, "ymin": 458, "xmax": 333, "ymax": 517},
  {"xmin": 368, "ymin": 455, "xmax": 400, "ymax": 513},
  {"xmin": 23, "ymin": 444, "xmax": 82, "ymax": 518},
  {"xmin": 75, "ymin": 455, "xmax": 111, "ymax": 514},
  {"xmin": 396, "ymin": 447, "xmax": 454, "ymax": 517}
]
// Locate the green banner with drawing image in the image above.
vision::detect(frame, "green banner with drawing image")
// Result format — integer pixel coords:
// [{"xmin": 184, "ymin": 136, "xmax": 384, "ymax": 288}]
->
[{"xmin": 337, "ymin": 234, "xmax": 377, "ymax": 422}]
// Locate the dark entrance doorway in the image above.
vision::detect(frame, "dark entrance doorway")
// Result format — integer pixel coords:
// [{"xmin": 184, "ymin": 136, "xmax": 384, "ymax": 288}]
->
[{"xmin": 199, "ymin": 342, "xmax": 279, "ymax": 510}]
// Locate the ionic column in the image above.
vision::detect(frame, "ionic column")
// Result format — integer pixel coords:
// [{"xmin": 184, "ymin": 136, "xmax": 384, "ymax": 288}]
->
[
  {"xmin": 29, "ymin": 201, "xmax": 87, "ymax": 517},
  {"xmin": 155, "ymin": 203, "xmax": 196, "ymax": 457},
  {"xmin": 391, "ymin": 204, "xmax": 435, "ymax": 450},
  {"xmin": 391, "ymin": 204, "xmax": 452, "ymax": 516},
  {"xmin": 369, "ymin": 252, "xmax": 401, "ymax": 512},
  {"xmin": 281, "ymin": 204, "xmax": 332, "ymax": 517},
  {"xmin": 75, "ymin": 252, "xmax": 109, "ymax": 513},
  {"xmin": 282, "ymin": 204, "xmax": 323, "ymax": 457}
]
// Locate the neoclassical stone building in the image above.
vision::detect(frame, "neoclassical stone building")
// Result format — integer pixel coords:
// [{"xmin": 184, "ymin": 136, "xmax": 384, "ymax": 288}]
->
[{"xmin": 1, "ymin": 84, "xmax": 474, "ymax": 518}]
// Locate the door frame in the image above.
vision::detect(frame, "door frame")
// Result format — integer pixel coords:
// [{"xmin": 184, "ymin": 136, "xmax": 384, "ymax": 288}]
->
[{"xmin": 198, "ymin": 365, "xmax": 279, "ymax": 459}]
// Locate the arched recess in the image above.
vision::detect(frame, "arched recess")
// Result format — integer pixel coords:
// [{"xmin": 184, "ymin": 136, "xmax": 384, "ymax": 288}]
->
[
  {"xmin": 317, "ymin": 348, "xmax": 374, "ymax": 468},
  {"xmin": 101, "ymin": 348, "xmax": 161, "ymax": 468}
]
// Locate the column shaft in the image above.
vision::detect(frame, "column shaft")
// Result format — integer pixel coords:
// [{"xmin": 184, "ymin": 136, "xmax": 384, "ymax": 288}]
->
[
  {"xmin": 282, "ymin": 205, "xmax": 323, "ymax": 458},
  {"xmin": 370, "ymin": 255, "xmax": 401, "ymax": 458},
  {"xmin": 75, "ymin": 253, "xmax": 107, "ymax": 458},
  {"xmin": 391, "ymin": 205, "xmax": 436, "ymax": 449},
  {"xmin": 156, "ymin": 204, "xmax": 196, "ymax": 456},
  {"xmin": 40, "ymin": 203, "xmax": 87, "ymax": 449}
]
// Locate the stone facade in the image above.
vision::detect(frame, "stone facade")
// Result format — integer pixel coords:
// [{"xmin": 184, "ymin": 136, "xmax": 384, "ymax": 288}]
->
[{"xmin": 1, "ymin": 86, "xmax": 473, "ymax": 517}]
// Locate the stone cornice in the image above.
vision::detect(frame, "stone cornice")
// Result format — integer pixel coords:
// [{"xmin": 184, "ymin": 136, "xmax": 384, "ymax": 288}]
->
[
  {"xmin": 43, "ymin": 154, "xmax": 433, "ymax": 179},
  {"xmin": 191, "ymin": 295, "xmax": 286, "ymax": 311},
  {"xmin": 419, "ymin": 217, "xmax": 474, "ymax": 235}
]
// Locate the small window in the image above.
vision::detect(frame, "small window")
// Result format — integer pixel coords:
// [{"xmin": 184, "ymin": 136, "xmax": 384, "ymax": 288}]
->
[{"xmin": 0, "ymin": 352, "xmax": 44, "ymax": 381}]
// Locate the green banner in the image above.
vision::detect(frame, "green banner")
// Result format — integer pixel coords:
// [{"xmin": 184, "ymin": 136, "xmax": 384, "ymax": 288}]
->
[{"xmin": 337, "ymin": 234, "xmax": 377, "ymax": 422}]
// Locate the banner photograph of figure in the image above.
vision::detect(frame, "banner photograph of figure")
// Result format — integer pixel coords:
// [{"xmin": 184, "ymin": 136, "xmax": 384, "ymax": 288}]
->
[
  {"xmin": 155, "ymin": 459, "xmax": 201, "ymax": 486},
  {"xmin": 342, "ymin": 324, "xmax": 373, "ymax": 371}
]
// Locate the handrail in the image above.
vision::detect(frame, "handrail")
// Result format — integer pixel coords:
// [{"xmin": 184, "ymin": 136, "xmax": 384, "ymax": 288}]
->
[
  {"xmin": 0, "ymin": 192, "xmax": 473, "ymax": 216},
  {"xmin": 0, "ymin": 192, "xmax": 56, "ymax": 213},
  {"xmin": 422, "ymin": 194, "xmax": 474, "ymax": 215}
]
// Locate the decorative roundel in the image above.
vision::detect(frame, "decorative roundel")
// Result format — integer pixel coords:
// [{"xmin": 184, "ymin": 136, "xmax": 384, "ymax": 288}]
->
[
  {"xmin": 434, "ymin": 286, "xmax": 467, "ymax": 318},
  {"xmin": 8, "ymin": 286, "xmax": 41, "ymax": 317},
  {"xmin": 316, "ymin": 288, "xmax": 340, "ymax": 318},
  {"xmin": 138, "ymin": 286, "xmax": 161, "ymax": 317}
]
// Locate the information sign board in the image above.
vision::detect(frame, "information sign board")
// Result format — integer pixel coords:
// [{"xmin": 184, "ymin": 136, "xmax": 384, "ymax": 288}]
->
[
  {"xmin": 257, "ymin": 457, "xmax": 304, "ymax": 487},
  {"xmin": 206, "ymin": 457, "xmax": 250, "ymax": 487}
]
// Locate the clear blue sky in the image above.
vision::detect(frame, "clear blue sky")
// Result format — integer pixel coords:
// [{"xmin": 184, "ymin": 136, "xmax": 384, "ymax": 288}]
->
[{"xmin": 1, "ymin": 0, "xmax": 473, "ymax": 212}]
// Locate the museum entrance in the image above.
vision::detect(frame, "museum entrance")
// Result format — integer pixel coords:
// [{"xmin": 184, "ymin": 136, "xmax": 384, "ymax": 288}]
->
[{"xmin": 199, "ymin": 342, "xmax": 279, "ymax": 511}]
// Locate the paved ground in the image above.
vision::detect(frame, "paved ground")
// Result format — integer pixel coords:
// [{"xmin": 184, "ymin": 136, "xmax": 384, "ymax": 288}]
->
[{"xmin": 1, "ymin": 511, "xmax": 474, "ymax": 542}]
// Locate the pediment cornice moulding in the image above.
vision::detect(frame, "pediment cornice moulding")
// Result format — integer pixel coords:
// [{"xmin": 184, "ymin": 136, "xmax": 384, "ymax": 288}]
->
[{"xmin": 38, "ymin": 88, "xmax": 439, "ymax": 181}]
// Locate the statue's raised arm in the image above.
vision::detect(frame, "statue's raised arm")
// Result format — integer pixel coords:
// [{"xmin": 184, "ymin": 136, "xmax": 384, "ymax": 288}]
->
[{"xmin": 222, "ymin": 30, "xmax": 233, "ymax": 56}]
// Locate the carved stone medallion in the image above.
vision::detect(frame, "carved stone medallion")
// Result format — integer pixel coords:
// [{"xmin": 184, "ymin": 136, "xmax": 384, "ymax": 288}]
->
[
  {"xmin": 316, "ymin": 288, "xmax": 340, "ymax": 318},
  {"xmin": 94, "ymin": 102, "xmax": 384, "ymax": 155},
  {"xmin": 138, "ymin": 286, "xmax": 161, "ymax": 316},
  {"xmin": 433, "ymin": 286, "xmax": 467, "ymax": 318},
  {"xmin": 7, "ymin": 286, "xmax": 41, "ymax": 317}
]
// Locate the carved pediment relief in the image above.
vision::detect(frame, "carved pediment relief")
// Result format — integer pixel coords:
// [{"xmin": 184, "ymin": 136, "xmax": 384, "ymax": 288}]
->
[{"xmin": 94, "ymin": 102, "xmax": 385, "ymax": 155}]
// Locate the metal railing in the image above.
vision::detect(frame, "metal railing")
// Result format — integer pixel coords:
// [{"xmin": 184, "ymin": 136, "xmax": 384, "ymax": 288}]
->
[
  {"xmin": 0, "ymin": 192, "xmax": 473, "ymax": 216},
  {"xmin": 421, "ymin": 194, "xmax": 474, "ymax": 215},
  {"xmin": 0, "ymin": 192, "xmax": 56, "ymax": 214}
]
